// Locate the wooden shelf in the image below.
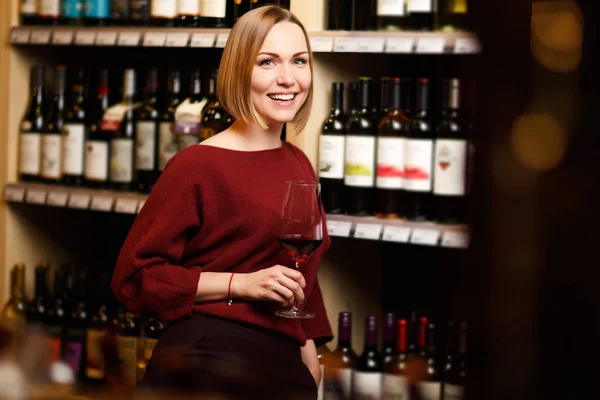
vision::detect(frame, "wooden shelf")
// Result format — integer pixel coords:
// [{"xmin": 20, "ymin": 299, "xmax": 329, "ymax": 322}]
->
[{"xmin": 9, "ymin": 26, "xmax": 481, "ymax": 54}]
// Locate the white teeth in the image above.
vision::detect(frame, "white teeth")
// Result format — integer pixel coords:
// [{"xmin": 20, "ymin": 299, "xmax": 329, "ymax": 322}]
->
[{"xmin": 269, "ymin": 94, "xmax": 295, "ymax": 101}]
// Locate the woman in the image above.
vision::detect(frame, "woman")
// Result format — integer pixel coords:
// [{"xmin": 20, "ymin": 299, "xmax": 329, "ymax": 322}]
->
[{"xmin": 111, "ymin": 5, "xmax": 332, "ymax": 399}]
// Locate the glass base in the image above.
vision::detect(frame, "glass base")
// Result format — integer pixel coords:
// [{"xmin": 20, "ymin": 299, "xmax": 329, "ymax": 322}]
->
[{"xmin": 276, "ymin": 308, "xmax": 315, "ymax": 319}]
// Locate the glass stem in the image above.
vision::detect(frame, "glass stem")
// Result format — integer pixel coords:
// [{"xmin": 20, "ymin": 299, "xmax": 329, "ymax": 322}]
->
[{"xmin": 292, "ymin": 261, "xmax": 301, "ymax": 311}]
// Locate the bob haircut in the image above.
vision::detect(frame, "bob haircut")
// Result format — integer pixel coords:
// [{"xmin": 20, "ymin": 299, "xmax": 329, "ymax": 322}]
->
[{"xmin": 217, "ymin": 5, "xmax": 313, "ymax": 133}]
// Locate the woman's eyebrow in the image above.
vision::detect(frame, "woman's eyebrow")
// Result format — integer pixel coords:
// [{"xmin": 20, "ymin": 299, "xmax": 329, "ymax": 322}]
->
[{"xmin": 257, "ymin": 51, "xmax": 309, "ymax": 57}]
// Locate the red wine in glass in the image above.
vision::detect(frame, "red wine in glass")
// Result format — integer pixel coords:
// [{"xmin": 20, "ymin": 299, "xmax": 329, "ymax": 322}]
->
[{"xmin": 277, "ymin": 235, "xmax": 323, "ymax": 265}]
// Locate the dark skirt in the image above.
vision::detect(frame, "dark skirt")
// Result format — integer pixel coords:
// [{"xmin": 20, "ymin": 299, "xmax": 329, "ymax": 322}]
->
[{"xmin": 140, "ymin": 313, "xmax": 317, "ymax": 400}]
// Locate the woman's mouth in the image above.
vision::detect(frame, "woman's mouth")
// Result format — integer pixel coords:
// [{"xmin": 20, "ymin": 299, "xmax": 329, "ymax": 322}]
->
[{"xmin": 267, "ymin": 93, "xmax": 297, "ymax": 102}]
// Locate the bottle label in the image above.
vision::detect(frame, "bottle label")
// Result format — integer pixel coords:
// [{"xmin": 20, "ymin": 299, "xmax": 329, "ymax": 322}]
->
[
  {"xmin": 21, "ymin": 0, "xmax": 37, "ymax": 14},
  {"xmin": 63, "ymin": 123, "xmax": 85, "ymax": 175},
  {"xmin": 116, "ymin": 335, "xmax": 138, "ymax": 386},
  {"xmin": 84, "ymin": 0, "xmax": 110, "ymax": 18},
  {"xmin": 110, "ymin": 138, "xmax": 134, "ymax": 183},
  {"xmin": 344, "ymin": 135, "xmax": 376, "ymax": 187},
  {"xmin": 433, "ymin": 139, "xmax": 467, "ymax": 196},
  {"xmin": 319, "ymin": 134, "xmax": 345, "ymax": 179},
  {"xmin": 136, "ymin": 121, "xmax": 157, "ymax": 171},
  {"xmin": 65, "ymin": 339, "xmax": 84, "ymax": 374},
  {"xmin": 174, "ymin": 98, "xmax": 206, "ymax": 135},
  {"xmin": 101, "ymin": 103, "xmax": 140, "ymax": 132},
  {"xmin": 404, "ymin": 138, "xmax": 433, "ymax": 192},
  {"xmin": 159, "ymin": 121, "xmax": 179, "ymax": 170},
  {"xmin": 41, "ymin": 134, "xmax": 62, "ymax": 179},
  {"xmin": 443, "ymin": 383, "xmax": 465, "ymax": 400},
  {"xmin": 376, "ymin": 137, "xmax": 405, "ymax": 189},
  {"xmin": 378, "ymin": 0, "xmax": 405, "ymax": 16},
  {"xmin": 151, "ymin": 0, "xmax": 177, "ymax": 17},
  {"xmin": 418, "ymin": 381, "xmax": 441, "ymax": 400},
  {"xmin": 144, "ymin": 337, "xmax": 159, "ymax": 361},
  {"xmin": 200, "ymin": 0, "xmax": 227, "ymax": 18},
  {"xmin": 317, "ymin": 364, "xmax": 325, "ymax": 400},
  {"xmin": 40, "ymin": 0, "xmax": 61, "ymax": 16},
  {"xmin": 352, "ymin": 371, "xmax": 383, "ymax": 399},
  {"xmin": 324, "ymin": 367, "xmax": 352, "ymax": 399},
  {"xmin": 179, "ymin": 0, "xmax": 200, "ymax": 14},
  {"xmin": 85, "ymin": 140, "xmax": 109, "ymax": 181},
  {"xmin": 383, "ymin": 374, "xmax": 410, "ymax": 399},
  {"xmin": 61, "ymin": 0, "xmax": 83, "ymax": 17},
  {"xmin": 19, "ymin": 132, "xmax": 41, "ymax": 175},
  {"xmin": 407, "ymin": 0, "xmax": 433, "ymax": 12},
  {"xmin": 86, "ymin": 328, "xmax": 106, "ymax": 379}
]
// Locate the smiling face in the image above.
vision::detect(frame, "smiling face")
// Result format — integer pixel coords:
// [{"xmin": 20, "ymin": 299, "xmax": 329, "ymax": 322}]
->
[{"xmin": 250, "ymin": 22, "xmax": 312, "ymax": 127}]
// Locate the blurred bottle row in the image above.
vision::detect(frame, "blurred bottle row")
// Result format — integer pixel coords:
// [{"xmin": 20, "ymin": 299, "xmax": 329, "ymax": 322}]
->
[{"xmin": 18, "ymin": 65, "xmax": 233, "ymax": 193}]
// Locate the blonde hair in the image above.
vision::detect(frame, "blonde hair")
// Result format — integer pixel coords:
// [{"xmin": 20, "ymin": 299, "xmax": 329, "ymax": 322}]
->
[{"xmin": 217, "ymin": 5, "xmax": 313, "ymax": 133}]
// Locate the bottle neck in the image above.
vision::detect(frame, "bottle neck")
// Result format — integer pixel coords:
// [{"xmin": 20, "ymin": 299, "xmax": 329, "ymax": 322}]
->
[
  {"xmin": 358, "ymin": 80, "xmax": 371, "ymax": 110},
  {"xmin": 416, "ymin": 81, "xmax": 431, "ymax": 114},
  {"xmin": 208, "ymin": 77, "xmax": 217, "ymax": 97},
  {"xmin": 380, "ymin": 80, "xmax": 390, "ymax": 111},
  {"xmin": 364, "ymin": 317, "xmax": 378, "ymax": 347},
  {"xmin": 34, "ymin": 270, "xmax": 47, "ymax": 299},
  {"xmin": 97, "ymin": 86, "xmax": 110, "ymax": 112},
  {"xmin": 444, "ymin": 79, "xmax": 462, "ymax": 111},
  {"xmin": 11, "ymin": 267, "xmax": 25, "ymax": 299},
  {"xmin": 331, "ymin": 87, "xmax": 344, "ymax": 116},
  {"xmin": 349, "ymin": 84, "xmax": 358, "ymax": 115},
  {"xmin": 457, "ymin": 323, "xmax": 467, "ymax": 354},
  {"xmin": 397, "ymin": 321, "xmax": 408, "ymax": 353}
]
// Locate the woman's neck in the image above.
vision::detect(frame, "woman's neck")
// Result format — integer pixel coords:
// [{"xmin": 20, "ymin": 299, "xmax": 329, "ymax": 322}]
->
[{"xmin": 225, "ymin": 119, "xmax": 284, "ymax": 151}]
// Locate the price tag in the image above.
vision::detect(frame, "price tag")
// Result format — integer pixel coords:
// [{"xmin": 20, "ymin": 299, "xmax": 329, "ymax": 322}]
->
[
  {"xmin": 309, "ymin": 37, "xmax": 334, "ymax": 52},
  {"xmin": 454, "ymin": 37, "xmax": 481, "ymax": 54},
  {"xmin": 385, "ymin": 37, "xmax": 415, "ymax": 53},
  {"xmin": 137, "ymin": 199, "xmax": 146, "ymax": 214},
  {"xmin": 354, "ymin": 223, "xmax": 383, "ymax": 240},
  {"xmin": 68, "ymin": 193, "xmax": 91, "ymax": 209},
  {"xmin": 91, "ymin": 196, "xmax": 114, "ymax": 212},
  {"xmin": 190, "ymin": 33, "xmax": 216, "ymax": 47},
  {"xmin": 357, "ymin": 37, "xmax": 385, "ymax": 53},
  {"xmin": 143, "ymin": 32, "xmax": 167, "ymax": 47},
  {"xmin": 30, "ymin": 30, "xmax": 51, "ymax": 45},
  {"xmin": 416, "ymin": 37, "xmax": 446, "ymax": 54},
  {"xmin": 326, "ymin": 220, "xmax": 352, "ymax": 238},
  {"xmin": 52, "ymin": 31, "xmax": 74, "ymax": 45},
  {"xmin": 334, "ymin": 37, "xmax": 360, "ymax": 52},
  {"xmin": 441, "ymin": 231, "xmax": 470, "ymax": 249},
  {"xmin": 117, "ymin": 31, "xmax": 141, "ymax": 46},
  {"xmin": 115, "ymin": 198, "xmax": 138, "ymax": 214},
  {"xmin": 410, "ymin": 228, "xmax": 440, "ymax": 246},
  {"xmin": 4, "ymin": 186, "xmax": 25, "ymax": 202},
  {"xmin": 47, "ymin": 191, "xmax": 68, "ymax": 207},
  {"xmin": 75, "ymin": 31, "xmax": 96, "ymax": 46},
  {"xmin": 25, "ymin": 189, "xmax": 47, "ymax": 205},
  {"xmin": 215, "ymin": 33, "xmax": 229, "ymax": 48},
  {"xmin": 95, "ymin": 31, "xmax": 118, "ymax": 46},
  {"xmin": 10, "ymin": 29, "xmax": 30, "ymax": 44},
  {"xmin": 382, "ymin": 226, "xmax": 411, "ymax": 243},
  {"xmin": 166, "ymin": 32, "xmax": 189, "ymax": 47}
]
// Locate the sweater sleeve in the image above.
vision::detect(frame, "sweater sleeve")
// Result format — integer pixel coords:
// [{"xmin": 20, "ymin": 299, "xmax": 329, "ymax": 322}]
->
[
  {"xmin": 111, "ymin": 151, "xmax": 202, "ymax": 323},
  {"xmin": 302, "ymin": 280, "xmax": 333, "ymax": 347}
]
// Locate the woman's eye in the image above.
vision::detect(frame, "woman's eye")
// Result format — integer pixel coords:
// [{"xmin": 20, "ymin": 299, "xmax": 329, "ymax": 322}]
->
[
  {"xmin": 294, "ymin": 58, "xmax": 308, "ymax": 65},
  {"xmin": 260, "ymin": 59, "xmax": 275, "ymax": 66}
]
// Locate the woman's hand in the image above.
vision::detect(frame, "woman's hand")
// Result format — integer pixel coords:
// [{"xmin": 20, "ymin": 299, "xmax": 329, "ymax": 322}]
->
[{"xmin": 232, "ymin": 265, "xmax": 306, "ymax": 306}]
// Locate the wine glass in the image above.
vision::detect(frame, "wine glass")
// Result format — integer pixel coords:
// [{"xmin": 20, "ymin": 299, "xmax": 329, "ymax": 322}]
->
[{"xmin": 276, "ymin": 181, "xmax": 323, "ymax": 319}]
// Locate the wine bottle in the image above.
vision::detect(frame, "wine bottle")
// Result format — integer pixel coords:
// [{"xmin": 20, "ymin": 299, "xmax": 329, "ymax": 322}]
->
[
  {"xmin": 347, "ymin": 81, "xmax": 359, "ymax": 118},
  {"xmin": 383, "ymin": 319, "xmax": 410, "ymax": 399},
  {"xmin": 0, "ymin": 264, "xmax": 28, "ymax": 341},
  {"xmin": 404, "ymin": 78, "xmax": 434, "ymax": 221},
  {"xmin": 323, "ymin": 312, "xmax": 356, "ymax": 400},
  {"xmin": 109, "ymin": 68, "xmax": 138, "ymax": 191},
  {"xmin": 407, "ymin": 0, "xmax": 434, "ymax": 31},
  {"xmin": 46, "ymin": 264, "xmax": 72, "ymax": 365},
  {"xmin": 317, "ymin": 345, "xmax": 331, "ymax": 400},
  {"xmin": 377, "ymin": 0, "xmax": 408, "ymax": 31},
  {"xmin": 319, "ymin": 82, "xmax": 346, "ymax": 215},
  {"xmin": 175, "ymin": 68, "xmax": 206, "ymax": 147},
  {"xmin": 200, "ymin": 72, "xmax": 233, "ymax": 139},
  {"xmin": 129, "ymin": 0, "xmax": 150, "ymax": 25},
  {"xmin": 85, "ymin": 273, "xmax": 113, "ymax": 385},
  {"xmin": 137, "ymin": 318, "xmax": 164, "ymax": 382},
  {"xmin": 352, "ymin": 316, "xmax": 383, "ymax": 399},
  {"xmin": 83, "ymin": 0, "xmax": 110, "ymax": 25},
  {"xmin": 199, "ymin": 0, "xmax": 227, "ymax": 28},
  {"xmin": 436, "ymin": 0, "xmax": 468, "ymax": 32},
  {"xmin": 382, "ymin": 313, "xmax": 397, "ymax": 366},
  {"xmin": 178, "ymin": 0, "xmax": 200, "ymax": 26},
  {"xmin": 353, "ymin": 0, "xmax": 377, "ymax": 31},
  {"xmin": 116, "ymin": 312, "xmax": 142, "ymax": 386},
  {"xmin": 85, "ymin": 69, "xmax": 111, "ymax": 188},
  {"xmin": 328, "ymin": 0, "xmax": 352, "ymax": 30},
  {"xmin": 110, "ymin": 0, "xmax": 130, "ymax": 25},
  {"xmin": 63, "ymin": 68, "xmax": 88, "ymax": 186},
  {"xmin": 158, "ymin": 69, "xmax": 182, "ymax": 172},
  {"xmin": 21, "ymin": 0, "xmax": 40, "ymax": 25},
  {"xmin": 41, "ymin": 66, "xmax": 66, "ymax": 184},
  {"xmin": 26, "ymin": 263, "xmax": 50, "ymax": 342},
  {"xmin": 344, "ymin": 77, "xmax": 377, "ymax": 216},
  {"xmin": 39, "ymin": 0, "xmax": 61, "ymax": 25},
  {"xmin": 64, "ymin": 271, "xmax": 88, "ymax": 379},
  {"xmin": 135, "ymin": 68, "xmax": 160, "ymax": 193},
  {"xmin": 434, "ymin": 79, "xmax": 468, "ymax": 224},
  {"xmin": 417, "ymin": 322, "xmax": 442, "ymax": 400},
  {"xmin": 376, "ymin": 78, "xmax": 409, "ymax": 218},
  {"xmin": 443, "ymin": 322, "xmax": 467, "ymax": 400},
  {"xmin": 19, "ymin": 66, "xmax": 46, "ymax": 182},
  {"xmin": 377, "ymin": 78, "xmax": 391, "ymax": 122},
  {"xmin": 61, "ymin": 0, "xmax": 84, "ymax": 25}
]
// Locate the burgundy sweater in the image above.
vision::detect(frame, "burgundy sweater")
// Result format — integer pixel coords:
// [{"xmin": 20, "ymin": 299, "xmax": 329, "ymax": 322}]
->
[{"xmin": 111, "ymin": 142, "xmax": 333, "ymax": 346}]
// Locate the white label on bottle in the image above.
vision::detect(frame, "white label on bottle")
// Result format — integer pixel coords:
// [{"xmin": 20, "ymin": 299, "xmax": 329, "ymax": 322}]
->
[
  {"xmin": 151, "ymin": 0, "xmax": 177, "ymax": 17},
  {"xmin": 110, "ymin": 138, "xmax": 134, "ymax": 183},
  {"xmin": 317, "ymin": 364, "xmax": 325, "ymax": 400},
  {"xmin": 383, "ymin": 374, "xmax": 410, "ymax": 400},
  {"xmin": 443, "ymin": 383, "xmax": 465, "ymax": 400},
  {"xmin": 352, "ymin": 371, "xmax": 383, "ymax": 399},
  {"xmin": 324, "ymin": 367, "xmax": 352, "ymax": 399},
  {"xmin": 418, "ymin": 381, "xmax": 441, "ymax": 400},
  {"xmin": 63, "ymin": 123, "xmax": 85, "ymax": 175},
  {"xmin": 344, "ymin": 135, "xmax": 375, "ymax": 187},
  {"xmin": 101, "ymin": 103, "xmax": 139, "ymax": 131},
  {"xmin": 319, "ymin": 134, "xmax": 345, "ymax": 179},
  {"xmin": 407, "ymin": 0, "xmax": 433, "ymax": 12},
  {"xmin": 39, "ymin": 0, "xmax": 60, "ymax": 16},
  {"xmin": 200, "ymin": 0, "xmax": 226, "ymax": 18},
  {"xmin": 174, "ymin": 98, "xmax": 206, "ymax": 134},
  {"xmin": 19, "ymin": 132, "xmax": 41, "ymax": 175},
  {"xmin": 159, "ymin": 122, "xmax": 178, "ymax": 170},
  {"xmin": 136, "ymin": 121, "xmax": 156, "ymax": 171},
  {"xmin": 378, "ymin": 0, "xmax": 405, "ymax": 16},
  {"xmin": 85, "ymin": 140, "xmax": 109, "ymax": 180},
  {"xmin": 434, "ymin": 139, "xmax": 467, "ymax": 196},
  {"xmin": 404, "ymin": 139, "xmax": 433, "ymax": 192},
  {"xmin": 41, "ymin": 134, "xmax": 62, "ymax": 179},
  {"xmin": 179, "ymin": 0, "xmax": 200, "ymax": 14},
  {"xmin": 21, "ymin": 0, "xmax": 37, "ymax": 13},
  {"xmin": 376, "ymin": 137, "xmax": 405, "ymax": 189}
]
